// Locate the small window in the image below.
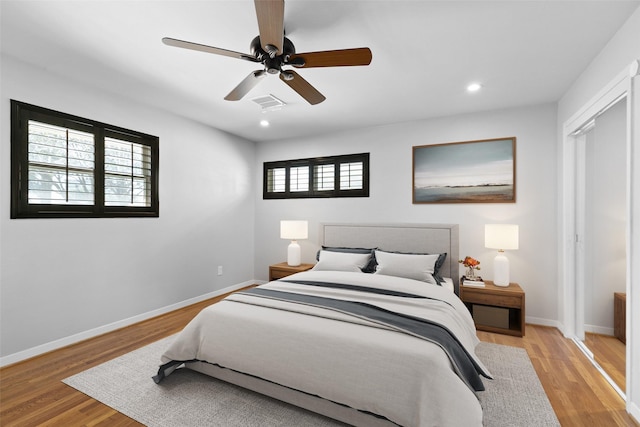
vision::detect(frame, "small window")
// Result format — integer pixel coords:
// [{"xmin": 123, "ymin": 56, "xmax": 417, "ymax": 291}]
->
[
  {"xmin": 314, "ymin": 164, "xmax": 335, "ymax": 191},
  {"xmin": 289, "ymin": 166, "xmax": 310, "ymax": 192},
  {"xmin": 11, "ymin": 100, "xmax": 159, "ymax": 218},
  {"xmin": 263, "ymin": 153, "xmax": 369, "ymax": 199},
  {"xmin": 27, "ymin": 121, "xmax": 96, "ymax": 205},
  {"xmin": 340, "ymin": 161, "xmax": 364, "ymax": 190},
  {"xmin": 104, "ymin": 137, "xmax": 153, "ymax": 207},
  {"xmin": 266, "ymin": 167, "xmax": 286, "ymax": 193}
]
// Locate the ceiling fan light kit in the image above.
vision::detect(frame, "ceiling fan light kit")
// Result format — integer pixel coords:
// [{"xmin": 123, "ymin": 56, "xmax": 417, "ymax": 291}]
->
[{"xmin": 162, "ymin": 0, "xmax": 372, "ymax": 105}]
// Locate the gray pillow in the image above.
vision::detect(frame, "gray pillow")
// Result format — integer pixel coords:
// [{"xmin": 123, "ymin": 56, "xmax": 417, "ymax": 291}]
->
[
  {"xmin": 313, "ymin": 250, "xmax": 373, "ymax": 272},
  {"xmin": 373, "ymin": 250, "xmax": 442, "ymax": 284},
  {"xmin": 316, "ymin": 246, "xmax": 377, "ymax": 272}
]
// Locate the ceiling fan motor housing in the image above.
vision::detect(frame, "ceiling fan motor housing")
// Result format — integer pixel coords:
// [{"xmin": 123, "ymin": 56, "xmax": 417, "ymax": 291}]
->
[
  {"xmin": 250, "ymin": 36, "xmax": 296, "ymax": 74},
  {"xmin": 162, "ymin": 0, "xmax": 371, "ymax": 105}
]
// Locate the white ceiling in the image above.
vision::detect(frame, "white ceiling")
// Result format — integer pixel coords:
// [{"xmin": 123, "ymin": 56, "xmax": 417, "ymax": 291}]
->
[{"xmin": 1, "ymin": 1, "xmax": 638, "ymax": 142}]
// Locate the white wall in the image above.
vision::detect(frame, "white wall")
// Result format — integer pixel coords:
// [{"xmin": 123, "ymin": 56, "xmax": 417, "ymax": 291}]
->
[
  {"xmin": 558, "ymin": 7, "xmax": 640, "ymax": 123},
  {"xmin": 0, "ymin": 55, "xmax": 256, "ymax": 359},
  {"xmin": 254, "ymin": 103, "xmax": 558, "ymax": 325}
]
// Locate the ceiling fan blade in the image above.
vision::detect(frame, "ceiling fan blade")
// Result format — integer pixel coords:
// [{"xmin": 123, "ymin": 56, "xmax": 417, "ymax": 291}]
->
[
  {"xmin": 224, "ymin": 70, "xmax": 267, "ymax": 101},
  {"xmin": 162, "ymin": 37, "xmax": 259, "ymax": 62},
  {"xmin": 254, "ymin": 0, "xmax": 284, "ymax": 56},
  {"xmin": 288, "ymin": 48, "xmax": 372, "ymax": 68},
  {"xmin": 279, "ymin": 70, "xmax": 326, "ymax": 105}
]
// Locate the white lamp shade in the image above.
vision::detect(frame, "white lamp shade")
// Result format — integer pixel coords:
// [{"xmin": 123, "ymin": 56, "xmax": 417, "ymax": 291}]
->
[
  {"xmin": 280, "ymin": 220, "xmax": 308, "ymax": 240},
  {"xmin": 485, "ymin": 224, "xmax": 519, "ymax": 250}
]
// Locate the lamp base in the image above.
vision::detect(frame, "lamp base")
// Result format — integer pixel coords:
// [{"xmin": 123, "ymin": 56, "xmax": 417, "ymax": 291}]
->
[
  {"xmin": 287, "ymin": 240, "xmax": 301, "ymax": 266},
  {"xmin": 493, "ymin": 251, "xmax": 510, "ymax": 287}
]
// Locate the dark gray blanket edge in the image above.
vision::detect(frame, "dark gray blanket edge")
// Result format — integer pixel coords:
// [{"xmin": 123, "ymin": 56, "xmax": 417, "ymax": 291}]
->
[{"xmin": 281, "ymin": 279, "xmax": 434, "ymax": 299}]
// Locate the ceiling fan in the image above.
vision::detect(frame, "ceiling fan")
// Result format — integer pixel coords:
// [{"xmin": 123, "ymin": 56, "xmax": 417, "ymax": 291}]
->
[{"xmin": 162, "ymin": 0, "xmax": 372, "ymax": 105}]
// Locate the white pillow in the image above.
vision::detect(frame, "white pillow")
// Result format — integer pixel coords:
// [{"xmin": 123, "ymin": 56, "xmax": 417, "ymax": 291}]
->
[
  {"xmin": 312, "ymin": 250, "xmax": 371, "ymax": 272},
  {"xmin": 373, "ymin": 250, "xmax": 440, "ymax": 284}
]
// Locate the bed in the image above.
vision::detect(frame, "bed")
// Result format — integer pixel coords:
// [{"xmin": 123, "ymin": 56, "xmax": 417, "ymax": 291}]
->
[{"xmin": 154, "ymin": 223, "xmax": 491, "ymax": 426}]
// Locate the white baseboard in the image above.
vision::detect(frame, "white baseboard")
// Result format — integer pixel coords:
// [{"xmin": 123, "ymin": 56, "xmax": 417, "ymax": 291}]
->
[
  {"xmin": 629, "ymin": 401, "xmax": 640, "ymax": 424},
  {"xmin": 556, "ymin": 321, "xmax": 570, "ymax": 338},
  {"xmin": 0, "ymin": 281, "xmax": 255, "ymax": 367},
  {"xmin": 525, "ymin": 316, "xmax": 560, "ymax": 328},
  {"xmin": 584, "ymin": 324, "xmax": 614, "ymax": 336},
  {"xmin": 545, "ymin": 321, "xmax": 615, "ymax": 337}
]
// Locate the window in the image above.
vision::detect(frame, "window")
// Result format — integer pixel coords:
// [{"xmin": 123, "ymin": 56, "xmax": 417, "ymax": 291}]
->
[
  {"xmin": 104, "ymin": 137, "xmax": 153, "ymax": 207},
  {"xmin": 11, "ymin": 100, "xmax": 159, "ymax": 218},
  {"xmin": 266, "ymin": 167, "xmax": 286, "ymax": 193},
  {"xmin": 340, "ymin": 161, "xmax": 364, "ymax": 190},
  {"xmin": 289, "ymin": 166, "xmax": 309, "ymax": 192},
  {"xmin": 314, "ymin": 164, "xmax": 335, "ymax": 191},
  {"xmin": 263, "ymin": 153, "xmax": 369, "ymax": 199}
]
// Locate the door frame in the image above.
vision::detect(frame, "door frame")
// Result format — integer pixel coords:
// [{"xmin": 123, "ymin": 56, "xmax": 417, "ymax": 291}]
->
[{"xmin": 560, "ymin": 60, "xmax": 640, "ymax": 419}]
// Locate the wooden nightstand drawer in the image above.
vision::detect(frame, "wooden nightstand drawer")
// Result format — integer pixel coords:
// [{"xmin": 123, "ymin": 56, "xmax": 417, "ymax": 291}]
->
[
  {"xmin": 269, "ymin": 262, "xmax": 314, "ymax": 281},
  {"xmin": 269, "ymin": 270, "xmax": 291, "ymax": 280},
  {"xmin": 270, "ymin": 269, "xmax": 295, "ymax": 280},
  {"xmin": 462, "ymin": 292, "xmax": 522, "ymax": 308}
]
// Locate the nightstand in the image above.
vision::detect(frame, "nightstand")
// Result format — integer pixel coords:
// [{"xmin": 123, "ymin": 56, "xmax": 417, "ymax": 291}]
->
[
  {"xmin": 269, "ymin": 262, "xmax": 314, "ymax": 281},
  {"xmin": 614, "ymin": 292, "xmax": 626, "ymax": 343},
  {"xmin": 459, "ymin": 281, "xmax": 525, "ymax": 337}
]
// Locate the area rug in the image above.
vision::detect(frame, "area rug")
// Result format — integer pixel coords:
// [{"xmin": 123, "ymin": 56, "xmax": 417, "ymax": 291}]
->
[{"xmin": 63, "ymin": 336, "xmax": 559, "ymax": 426}]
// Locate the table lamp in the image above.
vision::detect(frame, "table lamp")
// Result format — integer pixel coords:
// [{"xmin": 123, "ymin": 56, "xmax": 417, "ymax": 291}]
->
[
  {"xmin": 485, "ymin": 224, "xmax": 519, "ymax": 287},
  {"xmin": 280, "ymin": 220, "xmax": 308, "ymax": 266}
]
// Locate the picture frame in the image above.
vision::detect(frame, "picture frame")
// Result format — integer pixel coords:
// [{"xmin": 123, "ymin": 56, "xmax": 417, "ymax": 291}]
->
[{"xmin": 412, "ymin": 137, "xmax": 516, "ymax": 204}]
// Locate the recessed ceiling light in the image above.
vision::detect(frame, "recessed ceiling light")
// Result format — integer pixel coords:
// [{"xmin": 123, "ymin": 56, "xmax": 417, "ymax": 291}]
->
[
  {"xmin": 260, "ymin": 120, "xmax": 270, "ymax": 127},
  {"xmin": 467, "ymin": 83, "xmax": 482, "ymax": 92}
]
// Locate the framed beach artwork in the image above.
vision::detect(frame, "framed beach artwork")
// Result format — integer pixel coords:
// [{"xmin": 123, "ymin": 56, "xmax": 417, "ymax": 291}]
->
[{"xmin": 412, "ymin": 137, "xmax": 516, "ymax": 204}]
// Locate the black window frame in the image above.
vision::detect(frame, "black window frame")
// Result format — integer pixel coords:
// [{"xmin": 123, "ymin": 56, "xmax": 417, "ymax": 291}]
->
[
  {"xmin": 10, "ymin": 100, "xmax": 159, "ymax": 218},
  {"xmin": 263, "ymin": 153, "xmax": 369, "ymax": 199}
]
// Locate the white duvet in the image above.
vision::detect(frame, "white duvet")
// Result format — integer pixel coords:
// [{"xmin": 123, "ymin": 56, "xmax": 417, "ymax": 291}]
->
[{"xmin": 159, "ymin": 271, "xmax": 490, "ymax": 427}]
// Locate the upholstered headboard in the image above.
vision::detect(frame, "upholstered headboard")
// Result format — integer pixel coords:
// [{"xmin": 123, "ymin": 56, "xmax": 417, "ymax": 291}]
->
[{"xmin": 319, "ymin": 223, "xmax": 460, "ymax": 294}]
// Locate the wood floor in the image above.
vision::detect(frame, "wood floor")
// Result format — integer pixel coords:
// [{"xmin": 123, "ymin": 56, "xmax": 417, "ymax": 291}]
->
[
  {"xmin": 1, "ymin": 292, "xmax": 638, "ymax": 427},
  {"xmin": 585, "ymin": 332, "xmax": 626, "ymax": 393}
]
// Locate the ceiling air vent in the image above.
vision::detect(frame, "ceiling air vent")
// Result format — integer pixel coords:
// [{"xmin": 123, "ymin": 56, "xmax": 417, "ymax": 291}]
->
[{"xmin": 252, "ymin": 94, "xmax": 286, "ymax": 111}]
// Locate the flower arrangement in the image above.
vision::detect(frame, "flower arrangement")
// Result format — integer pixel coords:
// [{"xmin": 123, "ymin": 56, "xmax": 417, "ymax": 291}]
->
[
  {"xmin": 459, "ymin": 256, "xmax": 481, "ymax": 270},
  {"xmin": 459, "ymin": 256, "xmax": 481, "ymax": 279}
]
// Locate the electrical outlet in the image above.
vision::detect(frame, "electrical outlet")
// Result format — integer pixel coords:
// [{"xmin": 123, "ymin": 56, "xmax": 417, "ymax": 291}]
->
[{"xmin": 217, "ymin": 266, "xmax": 223, "ymax": 276}]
